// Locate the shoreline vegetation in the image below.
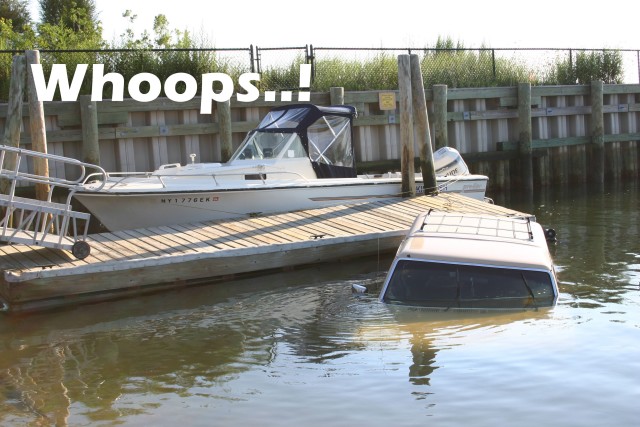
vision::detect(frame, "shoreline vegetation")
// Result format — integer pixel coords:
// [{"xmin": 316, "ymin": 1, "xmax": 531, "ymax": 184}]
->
[{"xmin": 0, "ymin": 8, "xmax": 626, "ymax": 101}]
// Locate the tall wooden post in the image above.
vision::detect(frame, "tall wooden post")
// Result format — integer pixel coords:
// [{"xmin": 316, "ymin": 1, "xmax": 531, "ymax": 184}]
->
[
  {"xmin": 433, "ymin": 84, "xmax": 448, "ymax": 150},
  {"xmin": 397, "ymin": 55, "xmax": 415, "ymax": 198},
  {"xmin": 590, "ymin": 80, "xmax": 605, "ymax": 188},
  {"xmin": 25, "ymin": 50, "xmax": 50, "ymax": 201},
  {"xmin": 1, "ymin": 55, "xmax": 26, "ymax": 196},
  {"xmin": 79, "ymin": 95, "xmax": 100, "ymax": 165},
  {"xmin": 518, "ymin": 82, "xmax": 533, "ymax": 192},
  {"xmin": 217, "ymin": 99, "xmax": 233, "ymax": 162},
  {"xmin": 330, "ymin": 87, "xmax": 344, "ymax": 105},
  {"xmin": 409, "ymin": 55, "xmax": 437, "ymax": 196}
]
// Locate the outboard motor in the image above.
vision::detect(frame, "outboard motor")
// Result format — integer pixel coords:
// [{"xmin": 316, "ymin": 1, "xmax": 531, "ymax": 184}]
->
[{"xmin": 433, "ymin": 147, "xmax": 470, "ymax": 176}]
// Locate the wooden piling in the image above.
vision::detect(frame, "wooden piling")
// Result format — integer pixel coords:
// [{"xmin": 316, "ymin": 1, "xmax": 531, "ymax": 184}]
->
[
  {"xmin": 409, "ymin": 55, "xmax": 437, "ymax": 196},
  {"xmin": 330, "ymin": 87, "xmax": 344, "ymax": 105},
  {"xmin": 217, "ymin": 99, "xmax": 233, "ymax": 162},
  {"xmin": 397, "ymin": 54, "xmax": 415, "ymax": 197},
  {"xmin": 1, "ymin": 55, "xmax": 26, "ymax": 196},
  {"xmin": 590, "ymin": 81, "xmax": 606, "ymax": 187},
  {"xmin": 433, "ymin": 84, "xmax": 448, "ymax": 149},
  {"xmin": 590, "ymin": 80, "xmax": 605, "ymax": 188},
  {"xmin": 79, "ymin": 95, "xmax": 100, "ymax": 165},
  {"xmin": 518, "ymin": 83, "xmax": 533, "ymax": 191},
  {"xmin": 25, "ymin": 50, "xmax": 50, "ymax": 201}
]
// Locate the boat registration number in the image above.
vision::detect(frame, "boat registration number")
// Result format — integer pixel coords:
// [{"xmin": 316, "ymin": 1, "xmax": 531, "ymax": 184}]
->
[{"xmin": 161, "ymin": 196, "xmax": 220, "ymax": 204}]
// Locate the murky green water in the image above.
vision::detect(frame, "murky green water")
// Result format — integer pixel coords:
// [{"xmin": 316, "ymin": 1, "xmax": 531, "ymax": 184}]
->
[{"xmin": 1, "ymin": 182, "xmax": 639, "ymax": 426}]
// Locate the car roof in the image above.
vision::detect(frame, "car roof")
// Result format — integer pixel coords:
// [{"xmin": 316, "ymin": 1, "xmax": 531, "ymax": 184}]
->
[{"xmin": 397, "ymin": 211, "xmax": 554, "ymax": 271}]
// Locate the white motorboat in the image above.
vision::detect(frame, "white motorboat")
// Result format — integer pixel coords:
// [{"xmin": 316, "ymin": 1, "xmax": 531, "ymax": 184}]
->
[
  {"xmin": 74, "ymin": 104, "xmax": 489, "ymax": 231},
  {"xmin": 375, "ymin": 211, "xmax": 559, "ymax": 310}
]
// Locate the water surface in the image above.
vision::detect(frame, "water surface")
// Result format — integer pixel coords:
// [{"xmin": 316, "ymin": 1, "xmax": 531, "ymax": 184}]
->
[{"xmin": 1, "ymin": 182, "xmax": 639, "ymax": 426}]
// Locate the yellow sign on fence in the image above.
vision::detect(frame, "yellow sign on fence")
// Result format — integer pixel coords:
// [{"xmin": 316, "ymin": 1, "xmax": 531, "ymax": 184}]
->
[{"xmin": 378, "ymin": 92, "xmax": 396, "ymax": 110}]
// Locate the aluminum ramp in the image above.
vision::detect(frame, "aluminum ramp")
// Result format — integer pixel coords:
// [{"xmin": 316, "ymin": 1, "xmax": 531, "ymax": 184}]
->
[{"xmin": 0, "ymin": 145, "xmax": 106, "ymax": 259}]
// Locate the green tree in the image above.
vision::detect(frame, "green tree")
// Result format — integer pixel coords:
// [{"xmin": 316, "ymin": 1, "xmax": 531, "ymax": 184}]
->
[
  {"xmin": 0, "ymin": 0, "xmax": 30, "ymax": 31},
  {"xmin": 36, "ymin": 0, "xmax": 102, "ymax": 49},
  {"xmin": 38, "ymin": 0, "xmax": 98, "ymax": 33}
]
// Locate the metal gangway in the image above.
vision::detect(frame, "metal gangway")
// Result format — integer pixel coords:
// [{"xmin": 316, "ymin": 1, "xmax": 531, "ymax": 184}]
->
[{"xmin": 0, "ymin": 145, "xmax": 106, "ymax": 259}]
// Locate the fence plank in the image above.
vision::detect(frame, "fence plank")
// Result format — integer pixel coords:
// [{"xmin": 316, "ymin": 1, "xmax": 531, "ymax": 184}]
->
[
  {"xmin": 80, "ymin": 95, "xmax": 100, "ymax": 165},
  {"xmin": 181, "ymin": 109, "xmax": 200, "ymax": 163},
  {"xmin": 433, "ymin": 84, "xmax": 448, "ymax": 149},
  {"xmin": 518, "ymin": 83, "xmax": 533, "ymax": 191},
  {"xmin": 217, "ymin": 100, "xmax": 233, "ymax": 162},
  {"xmin": 149, "ymin": 110, "xmax": 168, "ymax": 168},
  {"xmin": 2, "ymin": 82, "xmax": 640, "ymax": 192}
]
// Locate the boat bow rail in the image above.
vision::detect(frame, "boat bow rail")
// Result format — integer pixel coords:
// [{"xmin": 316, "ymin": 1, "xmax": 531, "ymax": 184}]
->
[
  {"xmin": 81, "ymin": 160, "xmax": 314, "ymax": 191},
  {"xmin": 0, "ymin": 144, "xmax": 107, "ymax": 259}
]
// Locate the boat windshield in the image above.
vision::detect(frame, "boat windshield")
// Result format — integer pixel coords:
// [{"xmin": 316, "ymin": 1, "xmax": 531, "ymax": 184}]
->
[
  {"xmin": 230, "ymin": 131, "xmax": 307, "ymax": 160},
  {"xmin": 257, "ymin": 107, "xmax": 310, "ymax": 129},
  {"xmin": 307, "ymin": 115, "xmax": 354, "ymax": 168},
  {"xmin": 382, "ymin": 260, "xmax": 556, "ymax": 309}
]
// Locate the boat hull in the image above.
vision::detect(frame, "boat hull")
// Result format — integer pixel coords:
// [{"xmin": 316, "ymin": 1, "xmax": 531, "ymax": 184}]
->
[{"xmin": 74, "ymin": 176, "xmax": 487, "ymax": 231}]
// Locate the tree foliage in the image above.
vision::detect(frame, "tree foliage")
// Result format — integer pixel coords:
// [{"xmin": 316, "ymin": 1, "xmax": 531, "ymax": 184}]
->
[
  {"xmin": 38, "ymin": 0, "xmax": 98, "ymax": 33},
  {"xmin": 0, "ymin": 0, "xmax": 31, "ymax": 31}
]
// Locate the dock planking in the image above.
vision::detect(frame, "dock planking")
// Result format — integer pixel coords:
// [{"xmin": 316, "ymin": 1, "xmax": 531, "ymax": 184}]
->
[{"xmin": 0, "ymin": 193, "xmax": 529, "ymax": 313}]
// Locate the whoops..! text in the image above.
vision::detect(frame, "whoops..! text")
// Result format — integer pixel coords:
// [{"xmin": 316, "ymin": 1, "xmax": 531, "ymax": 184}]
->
[{"xmin": 30, "ymin": 63, "xmax": 312, "ymax": 114}]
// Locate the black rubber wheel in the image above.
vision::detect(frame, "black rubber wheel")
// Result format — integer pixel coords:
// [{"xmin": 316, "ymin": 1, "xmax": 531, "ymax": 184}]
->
[{"xmin": 72, "ymin": 241, "xmax": 91, "ymax": 260}]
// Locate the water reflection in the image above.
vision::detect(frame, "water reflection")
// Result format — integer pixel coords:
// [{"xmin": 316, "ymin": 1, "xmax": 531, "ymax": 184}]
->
[
  {"xmin": 0, "ymin": 258, "xmax": 393, "ymax": 425},
  {"xmin": 356, "ymin": 306, "xmax": 553, "ymax": 388},
  {"xmin": 1, "ymin": 182, "xmax": 639, "ymax": 426},
  {"xmin": 0, "ymin": 258, "xmax": 556, "ymax": 425},
  {"xmin": 495, "ymin": 182, "xmax": 640, "ymax": 308}
]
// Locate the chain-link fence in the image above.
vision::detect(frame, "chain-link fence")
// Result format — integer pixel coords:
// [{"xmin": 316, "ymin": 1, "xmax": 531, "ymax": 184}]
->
[
  {"xmin": 2, "ymin": 46, "xmax": 639, "ymax": 100},
  {"xmin": 0, "ymin": 47, "xmax": 253, "ymax": 101},
  {"xmin": 308, "ymin": 47, "xmax": 640, "ymax": 90}
]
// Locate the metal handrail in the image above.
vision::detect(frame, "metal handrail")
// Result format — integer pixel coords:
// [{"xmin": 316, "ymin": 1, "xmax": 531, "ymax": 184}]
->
[
  {"xmin": 0, "ymin": 144, "xmax": 107, "ymax": 191},
  {"xmin": 0, "ymin": 145, "xmax": 99, "ymax": 257}
]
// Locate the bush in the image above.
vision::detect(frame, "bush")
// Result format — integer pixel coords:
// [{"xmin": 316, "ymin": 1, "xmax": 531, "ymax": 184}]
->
[{"xmin": 543, "ymin": 50, "xmax": 624, "ymax": 84}]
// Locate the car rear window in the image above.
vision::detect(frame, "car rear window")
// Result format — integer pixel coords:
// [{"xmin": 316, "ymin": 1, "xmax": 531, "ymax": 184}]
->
[{"xmin": 382, "ymin": 260, "xmax": 556, "ymax": 309}]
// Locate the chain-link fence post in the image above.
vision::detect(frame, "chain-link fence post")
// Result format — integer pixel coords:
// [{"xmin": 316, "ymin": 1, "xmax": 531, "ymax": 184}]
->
[
  {"xmin": 569, "ymin": 49, "xmax": 574, "ymax": 83},
  {"xmin": 307, "ymin": 44, "xmax": 315, "ymax": 85},
  {"xmin": 255, "ymin": 46, "xmax": 262, "ymax": 74},
  {"xmin": 492, "ymin": 49, "xmax": 496, "ymax": 81},
  {"xmin": 250, "ymin": 44, "xmax": 255, "ymax": 73}
]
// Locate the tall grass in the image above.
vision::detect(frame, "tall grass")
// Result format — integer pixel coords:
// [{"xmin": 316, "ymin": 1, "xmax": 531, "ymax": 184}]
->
[
  {"xmin": 542, "ymin": 50, "xmax": 624, "ymax": 84},
  {"xmin": 312, "ymin": 53, "xmax": 399, "ymax": 91},
  {"xmin": 0, "ymin": 18, "xmax": 629, "ymax": 101}
]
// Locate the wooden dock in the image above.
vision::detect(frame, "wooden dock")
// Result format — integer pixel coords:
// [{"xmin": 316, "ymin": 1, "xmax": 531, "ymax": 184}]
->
[{"xmin": 0, "ymin": 194, "xmax": 528, "ymax": 313}]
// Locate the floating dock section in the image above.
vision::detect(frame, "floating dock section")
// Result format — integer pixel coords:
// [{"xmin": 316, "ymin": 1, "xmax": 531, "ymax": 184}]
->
[{"xmin": 0, "ymin": 194, "xmax": 528, "ymax": 313}]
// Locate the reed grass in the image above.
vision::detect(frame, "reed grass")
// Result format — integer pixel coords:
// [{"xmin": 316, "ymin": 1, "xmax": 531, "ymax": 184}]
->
[{"xmin": 0, "ymin": 19, "xmax": 628, "ymax": 101}]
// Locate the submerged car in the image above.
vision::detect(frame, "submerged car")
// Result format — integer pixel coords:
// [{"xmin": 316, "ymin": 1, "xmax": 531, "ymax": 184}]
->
[{"xmin": 378, "ymin": 210, "xmax": 558, "ymax": 310}]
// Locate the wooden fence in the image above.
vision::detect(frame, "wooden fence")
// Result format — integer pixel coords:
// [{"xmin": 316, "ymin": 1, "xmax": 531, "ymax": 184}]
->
[{"xmin": 1, "ymin": 82, "xmax": 639, "ymax": 193}]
